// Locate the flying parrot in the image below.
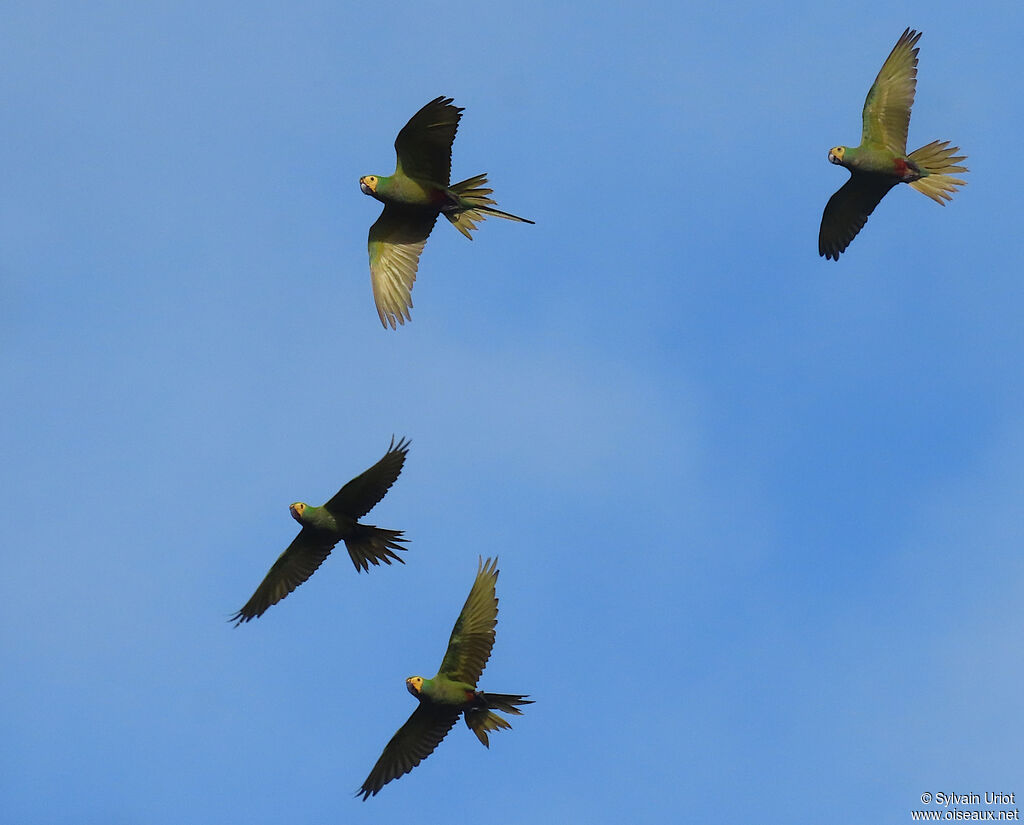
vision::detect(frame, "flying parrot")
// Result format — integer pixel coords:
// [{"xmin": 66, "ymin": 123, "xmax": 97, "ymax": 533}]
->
[
  {"xmin": 819, "ymin": 28, "xmax": 967, "ymax": 260},
  {"xmin": 230, "ymin": 437, "xmax": 410, "ymax": 625},
  {"xmin": 358, "ymin": 556, "xmax": 532, "ymax": 799},
  {"xmin": 359, "ymin": 96, "xmax": 534, "ymax": 328}
]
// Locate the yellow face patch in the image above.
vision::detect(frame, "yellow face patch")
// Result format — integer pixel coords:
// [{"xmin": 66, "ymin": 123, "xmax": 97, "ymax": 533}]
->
[
  {"xmin": 359, "ymin": 175, "xmax": 378, "ymax": 194},
  {"xmin": 828, "ymin": 146, "xmax": 846, "ymax": 164},
  {"xmin": 289, "ymin": 502, "xmax": 306, "ymax": 522},
  {"xmin": 405, "ymin": 676, "xmax": 423, "ymax": 695}
]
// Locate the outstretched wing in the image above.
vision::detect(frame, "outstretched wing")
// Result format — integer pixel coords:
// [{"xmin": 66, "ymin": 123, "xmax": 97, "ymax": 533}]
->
[
  {"xmin": 437, "ymin": 556, "xmax": 499, "ymax": 686},
  {"xmin": 230, "ymin": 528, "xmax": 339, "ymax": 624},
  {"xmin": 862, "ymin": 28, "xmax": 920, "ymax": 152},
  {"xmin": 326, "ymin": 436, "xmax": 410, "ymax": 519},
  {"xmin": 394, "ymin": 96, "xmax": 462, "ymax": 185},
  {"xmin": 818, "ymin": 173, "xmax": 897, "ymax": 260},
  {"xmin": 358, "ymin": 704, "xmax": 460, "ymax": 800},
  {"xmin": 367, "ymin": 205, "xmax": 438, "ymax": 329}
]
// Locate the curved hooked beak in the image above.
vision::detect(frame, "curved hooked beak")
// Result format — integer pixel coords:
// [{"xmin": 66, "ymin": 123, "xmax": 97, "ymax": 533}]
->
[
  {"xmin": 359, "ymin": 177, "xmax": 375, "ymax": 195},
  {"xmin": 828, "ymin": 149, "xmax": 842, "ymax": 165}
]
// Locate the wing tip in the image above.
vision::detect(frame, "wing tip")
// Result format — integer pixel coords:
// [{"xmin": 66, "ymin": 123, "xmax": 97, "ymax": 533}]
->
[
  {"xmin": 377, "ymin": 306, "xmax": 409, "ymax": 330},
  {"xmin": 387, "ymin": 435, "xmax": 412, "ymax": 456},
  {"xmin": 897, "ymin": 27, "xmax": 922, "ymax": 48},
  {"xmin": 478, "ymin": 555, "xmax": 499, "ymax": 580},
  {"xmin": 228, "ymin": 607, "xmax": 254, "ymax": 627},
  {"xmin": 427, "ymin": 93, "xmax": 461, "ymax": 110}
]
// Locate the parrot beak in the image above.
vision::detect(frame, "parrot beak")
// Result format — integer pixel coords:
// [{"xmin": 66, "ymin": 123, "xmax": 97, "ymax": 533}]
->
[
  {"xmin": 828, "ymin": 149, "xmax": 842, "ymax": 165},
  {"xmin": 359, "ymin": 177, "xmax": 375, "ymax": 195}
]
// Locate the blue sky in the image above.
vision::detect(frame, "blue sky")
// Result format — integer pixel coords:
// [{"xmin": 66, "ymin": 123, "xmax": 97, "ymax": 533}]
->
[{"xmin": 2, "ymin": 2, "xmax": 1022, "ymax": 823}]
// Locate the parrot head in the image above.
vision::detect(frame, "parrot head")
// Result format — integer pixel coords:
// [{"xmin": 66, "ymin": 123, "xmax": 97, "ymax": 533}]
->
[
  {"xmin": 359, "ymin": 175, "xmax": 379, "ymax": 196},
  {"xmin": 405, "ymin": 676, "xmax": 424, "ymax": 696},
  {"xmin": 828, "ymin": 146, "xmax": 847, "ymax": 165},
  {"xmin": 289, "ymin": 502, "xmax": 307, "ymax": 523}
]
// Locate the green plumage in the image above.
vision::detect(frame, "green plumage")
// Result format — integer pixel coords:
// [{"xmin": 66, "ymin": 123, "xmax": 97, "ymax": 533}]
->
[
  {"xmin": 358, "ymin": 557, "xmax": 532, "ymax": 800},
  {"xmin": 819, "ymin": 28, "xmax": 967, "ymax": 260},
  {"xmin": 230, "ymin": 437, "xmax": 410, "ymax": 625},
  {"xmin": 360, "ymin": 96, "xmax": 534, "ymax": 329}
]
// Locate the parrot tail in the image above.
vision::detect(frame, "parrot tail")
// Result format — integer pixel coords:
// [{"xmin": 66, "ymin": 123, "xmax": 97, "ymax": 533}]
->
[
  {"xmin": 464, "ymin": 692, "xmax": 534, "ymax": 747},
  {"xmin": 908, "ymin": 140, "xmax": 968, "ymax": 204},
  {"xmin": 445, "ymin": 174, "xmax": 535, "ymax": 240},
  {"xmin": 343, "ymin": 524, "xmax": 407, "ymax": 572}
]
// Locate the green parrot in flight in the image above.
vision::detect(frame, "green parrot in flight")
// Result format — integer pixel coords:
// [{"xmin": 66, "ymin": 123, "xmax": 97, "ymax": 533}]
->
[
  {"xmin": 360, "ymin": 96, "xmax": 534, "ymax": 328},
  {"xmin": 231, "ymin": 437, "xmax": 410, "ymax": 625},
  {"xmin": 358, "ymin": 556, "xmax": 532, "ymax": 799},
  {"xmin": 819, "ymin": 28, "xmax": 967, "ymax": 260}
]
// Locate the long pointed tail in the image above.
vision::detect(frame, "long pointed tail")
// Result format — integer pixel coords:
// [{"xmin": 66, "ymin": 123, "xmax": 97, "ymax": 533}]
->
[
  {"xmin": 908, "ymin": 140, "xmax": 968, "ymax": 204},
  {"xmin": 344, "ymin": 524, "xmax": 407, "ymax": 572},
  {"xmin": 446, "ymin": 174, "xmax": 535, "ymax": 239},
  {"xmin": 464, "ymin": 692, "xmax": 533, "ymax": 747}
]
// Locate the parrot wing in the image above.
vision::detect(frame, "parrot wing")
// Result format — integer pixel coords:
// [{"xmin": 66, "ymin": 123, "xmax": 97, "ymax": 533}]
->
[
  {"xmin": 437, "ymin": 556, "xmax": 499, "ymax": 686},
  {"xmin": 325, "ymin": 436, "xmax": 410, "ymax": 519},
  {"xmin": 394, "ymin": 95, "xmax": 462, "ymax": 185},
  {"xmin": 367, "ymin": 206, "xmax": 437, "ymax": 329},
  {"xmin": 861, "ymin": 27, "xmax": 920, "ymax": 152},
  {"xmin": 358, "ymin": 704, "xmax": 461, "ymax": 800},
  {"xmin": 819, "ymin": 173, "xmax": 897, "ymax": 260},
  {"xmin": 230, "ymin": 528, "xmax": 339, "ymax": 624},
  {"xmin": 368, "ymin": 205, "xmax": 436, "ymax": 329}
]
